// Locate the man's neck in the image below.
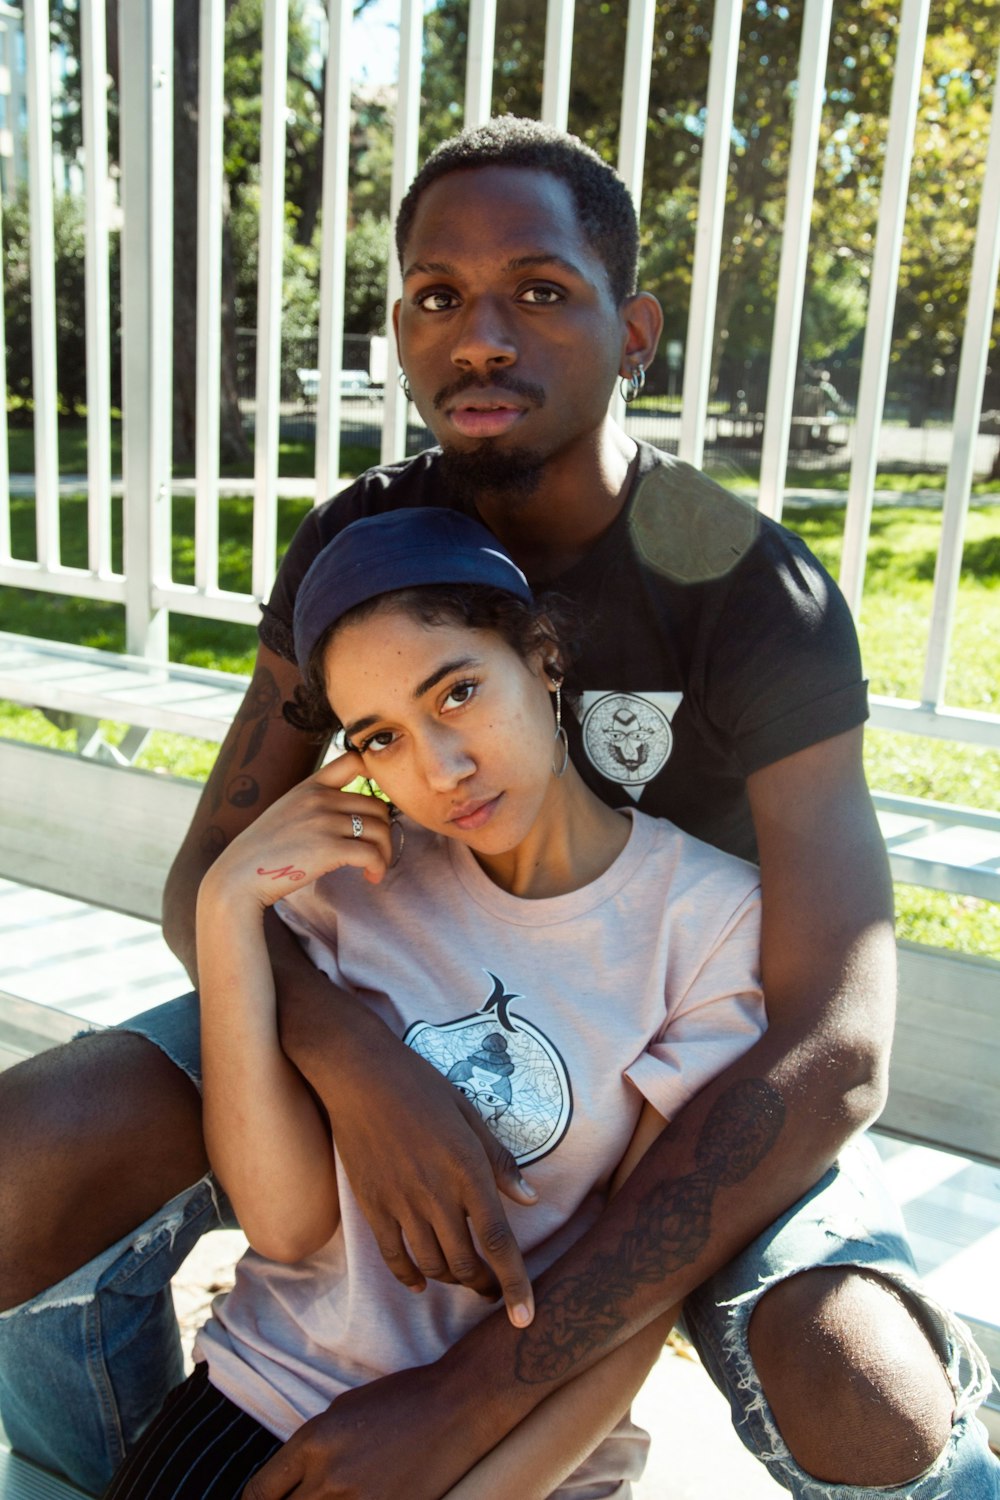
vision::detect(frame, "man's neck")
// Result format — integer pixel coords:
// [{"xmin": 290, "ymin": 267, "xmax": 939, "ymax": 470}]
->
[{"xmin": 471, "ymin": 423, "xmax": 638, "ymax": 582}]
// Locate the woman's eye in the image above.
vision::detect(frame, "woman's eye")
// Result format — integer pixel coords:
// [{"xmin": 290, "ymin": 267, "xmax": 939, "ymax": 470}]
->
[
  {"xmin": 415, "ymin": 289, "xmax": 457, "ymax": 312},
  {"xmin": 443, "ymin": 680, "xmax": 477, "ymax": 710},
  {"xmin": 360, "ymin": 729, "xmax": 396, "ymax": 754}
]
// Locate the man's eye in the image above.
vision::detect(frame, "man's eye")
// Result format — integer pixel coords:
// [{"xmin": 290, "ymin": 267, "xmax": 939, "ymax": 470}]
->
[
  {"xmin": 519, "ymin": 286, "xmax": 562, "ymax": 304},
  {"xmin": 415, "ymin": 289, "xmax": 457, "ymax": 311},
  {"xmin": 360, "ymin": 729, "xmax": 396, "ymax": 754}
]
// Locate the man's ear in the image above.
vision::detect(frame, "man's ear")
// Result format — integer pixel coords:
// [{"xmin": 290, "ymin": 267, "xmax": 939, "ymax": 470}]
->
[
  {"xmin": 391, "ymin": 298, "xmax": 402, "ymax": 352},
  {"xmin": 618, "ymin": 291, "xmax": 664, "ymax": 377}
]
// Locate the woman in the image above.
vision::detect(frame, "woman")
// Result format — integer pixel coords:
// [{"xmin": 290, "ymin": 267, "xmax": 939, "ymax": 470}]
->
[{"xmin": 105, "ymin": 508, "xmax": 764, "ymax": 1500}]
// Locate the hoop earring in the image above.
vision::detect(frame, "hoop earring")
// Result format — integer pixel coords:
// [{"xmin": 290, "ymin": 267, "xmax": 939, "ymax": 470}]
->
[
  {"xmin": 551, "ymin": 680, "xmax": 569, "ymax": 778},
  {"xmin": 620, "ymin": 362, "xmax": 645, "ymax": 404},
  {"xmin": 398, "ymin": 369, "xmax": 412, "ymax": 401}
]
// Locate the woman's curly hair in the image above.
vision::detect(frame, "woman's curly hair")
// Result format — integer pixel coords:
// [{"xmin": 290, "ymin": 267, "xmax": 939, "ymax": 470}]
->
[{"xmin": 284, "ymin": 584, "xmax": 579, "ymax": 741}]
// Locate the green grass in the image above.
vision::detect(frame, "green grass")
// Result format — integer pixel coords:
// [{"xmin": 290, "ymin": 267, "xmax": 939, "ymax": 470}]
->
[
  {"xmin": 2, "ymin": 489, "xmax": 998, "ymax": 957},
  {"xmin": 5, "ymin": 419, "xmax": 377, "ymax": 484}
]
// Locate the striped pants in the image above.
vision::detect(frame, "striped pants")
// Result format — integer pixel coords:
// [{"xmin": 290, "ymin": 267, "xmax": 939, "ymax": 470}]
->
[{"xmin": 103, "ymin": 1364, "xmax": 282, "ymax": 1500}]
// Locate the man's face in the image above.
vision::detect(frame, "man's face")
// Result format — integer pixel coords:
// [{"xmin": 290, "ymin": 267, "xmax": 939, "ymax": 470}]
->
[{"xmin": 394, "ymin": 166, "xmax": 629, "ymax": 496}]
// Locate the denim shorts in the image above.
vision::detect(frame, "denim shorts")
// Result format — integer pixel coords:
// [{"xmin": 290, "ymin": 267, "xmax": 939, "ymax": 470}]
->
[{"xmin": 682, "ymin": 1133, "xmax": 998, "ymax": 1496}]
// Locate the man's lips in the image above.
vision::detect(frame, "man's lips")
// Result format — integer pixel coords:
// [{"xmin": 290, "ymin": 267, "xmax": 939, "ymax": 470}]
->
[
  {"xmin": 446, "ymin": 403, "xmax": 525, "ymax": 438},
  {"xmin": 433, "ymin": 374, "xmax": 545, "ymax": 440},
  {"xmin": 447, "ymin": 793, "xmax": 503, "ymax": 831}
]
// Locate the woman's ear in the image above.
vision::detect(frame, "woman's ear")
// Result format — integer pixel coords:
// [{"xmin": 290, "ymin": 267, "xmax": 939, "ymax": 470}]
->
[{"xmin": 542, "ymin": 658, "xmax": 564, "ymax": 691}]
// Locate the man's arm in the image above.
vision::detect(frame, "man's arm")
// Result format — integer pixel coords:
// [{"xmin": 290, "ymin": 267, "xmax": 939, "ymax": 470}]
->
[
  {"xmin": 165, "ymin": 641, "xmax": 538, "ymax": 1317},
  {"xmin": 162, "ymin": 643, "xmax": 325, "ymax": 981},
  {"xmin": 240, "ymin": 727, "xmax": 897, "ymax": 1500}
]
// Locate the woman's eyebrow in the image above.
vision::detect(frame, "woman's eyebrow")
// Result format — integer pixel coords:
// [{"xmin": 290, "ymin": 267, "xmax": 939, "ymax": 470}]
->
[
  {"xmin": 413, "ymin": 656, "xmax": 480, "ymax": 699},
  {"xmin": 342, "ymin": 657, "xmax": 482, "ymax": 740}
]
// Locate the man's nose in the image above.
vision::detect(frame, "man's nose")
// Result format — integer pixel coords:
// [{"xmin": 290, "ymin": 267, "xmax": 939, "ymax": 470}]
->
[{"xmin": 451, "ymin": 297, "xmax": 517, "ymax": 371}]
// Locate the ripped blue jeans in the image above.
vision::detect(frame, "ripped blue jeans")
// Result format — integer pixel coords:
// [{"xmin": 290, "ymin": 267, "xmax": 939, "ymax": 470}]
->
[{"xmin": 0, "ymin": 994, "xmax": 997, "ymax": 1498}]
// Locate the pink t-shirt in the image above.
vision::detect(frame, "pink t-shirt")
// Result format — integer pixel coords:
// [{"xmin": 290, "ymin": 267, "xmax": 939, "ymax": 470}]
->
[{"xmin": 196, "ymin": 809, "xmax": 764, "ymax": 1497}]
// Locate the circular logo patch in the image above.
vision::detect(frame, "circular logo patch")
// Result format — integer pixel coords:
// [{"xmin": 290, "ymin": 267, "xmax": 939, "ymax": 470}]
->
[{"xmin": 582, "ymin": 693, "xmax": 673, "ymax": 785}]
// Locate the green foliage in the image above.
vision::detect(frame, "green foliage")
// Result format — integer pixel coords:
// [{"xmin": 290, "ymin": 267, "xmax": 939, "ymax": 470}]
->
[
  {"xmin": 2, "ymin": 193, "xmax": 121, "ymax": 416},
  {"xmin": 418, "ymin": 0, "xmax": 1000, "ymax": 400}
]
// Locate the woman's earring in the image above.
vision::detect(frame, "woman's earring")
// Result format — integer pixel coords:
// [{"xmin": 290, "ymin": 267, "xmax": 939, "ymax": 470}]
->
[
  {"xmin": 551, "ymin": 679, "xmax": 569, "ymax": 778},
  {"xmin": 620, "ymin": 362, "xmax": 646, "ymax": 404},
  {"xmin": 389, "ymin": 812, "xmax": 405, "ymax": 868},
  {"xmin": 398, "ymin": 369, "xmax": 412, "ymax": 401}
]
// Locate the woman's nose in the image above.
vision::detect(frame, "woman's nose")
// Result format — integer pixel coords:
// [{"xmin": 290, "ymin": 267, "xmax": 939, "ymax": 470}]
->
[{"xmin": 422, "ymin": 731, "xmax": 476, "ymax": 790}]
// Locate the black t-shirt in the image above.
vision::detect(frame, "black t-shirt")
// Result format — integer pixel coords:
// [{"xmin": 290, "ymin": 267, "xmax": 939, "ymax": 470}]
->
[{"xmin": 260, "ymin": 443, "xmax": 867, "ymax": 863}]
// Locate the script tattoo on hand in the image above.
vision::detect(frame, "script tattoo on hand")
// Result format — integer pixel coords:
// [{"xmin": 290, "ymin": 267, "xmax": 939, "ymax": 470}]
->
[{"xmin": 515, "ymin": 1078, "xmax": 785, "ymax": 1385}]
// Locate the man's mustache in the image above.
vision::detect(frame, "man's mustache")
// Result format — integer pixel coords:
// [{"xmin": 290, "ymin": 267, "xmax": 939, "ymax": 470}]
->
[{"xmin": 433, "ymin": 371, "xmax": 546, "ymax": 411}]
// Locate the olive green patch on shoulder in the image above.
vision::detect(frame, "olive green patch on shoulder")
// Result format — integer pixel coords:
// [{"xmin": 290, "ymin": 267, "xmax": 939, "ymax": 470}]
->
[{"xmin": 629, "ymin": 458, "xmax": 761, "ymax": 583}]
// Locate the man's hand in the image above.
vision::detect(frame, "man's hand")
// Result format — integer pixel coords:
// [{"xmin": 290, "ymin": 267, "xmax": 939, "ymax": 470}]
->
[
  {"xmin": 242, "ymin": 1365, "xmax": 478, "ymax": 1500},
  {"xmin": 271, "ymin": 937, "xmax": 539, "ymax": 1325}
]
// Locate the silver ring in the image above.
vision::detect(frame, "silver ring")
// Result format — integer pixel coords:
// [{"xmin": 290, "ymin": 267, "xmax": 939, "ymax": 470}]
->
[{"xmin": 351, "ymin": 813, "xmax": 364, "ymax": 839}]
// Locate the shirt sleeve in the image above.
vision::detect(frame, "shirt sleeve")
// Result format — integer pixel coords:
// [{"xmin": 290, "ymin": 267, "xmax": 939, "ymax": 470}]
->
[
  {"xmin": 624, "ymin": 884, "xmax": 765, "ymax": 1121},
  {"xmin": 704, "ymin": 528, "xmax": 868, "ymax": 775}
]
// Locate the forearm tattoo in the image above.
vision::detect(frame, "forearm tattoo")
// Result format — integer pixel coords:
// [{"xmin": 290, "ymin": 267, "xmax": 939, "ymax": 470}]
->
[
  {"xmin": 514, "ymin": 1079, "xmax": 785, "ymax": 1385},
  {"xmin": 208, "ymin": 668, "xmax": 281, "ymax": 815}
]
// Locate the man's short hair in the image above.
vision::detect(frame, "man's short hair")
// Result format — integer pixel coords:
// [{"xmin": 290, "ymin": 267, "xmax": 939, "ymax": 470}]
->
[{"xmin": 395, "ymin": 116, "xmax": 639, "ymax": 305}]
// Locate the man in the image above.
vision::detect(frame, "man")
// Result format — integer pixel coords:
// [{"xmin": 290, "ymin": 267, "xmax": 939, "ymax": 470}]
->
[{"xmin": 1, "ymin": 118, "xmax": 995, "ymax": 1498}]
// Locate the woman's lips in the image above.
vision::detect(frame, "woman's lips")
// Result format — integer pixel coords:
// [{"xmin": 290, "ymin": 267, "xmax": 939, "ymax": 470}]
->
[
  {"xmin": 448, "ymin": 793, "xmax": 504, "ymax": 831},
  {"xmin": 447, "ymin": 404, "xmax": 524, "ymax": 438}
]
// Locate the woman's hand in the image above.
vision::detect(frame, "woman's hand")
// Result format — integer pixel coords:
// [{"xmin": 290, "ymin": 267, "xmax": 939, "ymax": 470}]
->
[{"xmin": 202, "ymin": 751, "xmax": 394, "ymax": 911}]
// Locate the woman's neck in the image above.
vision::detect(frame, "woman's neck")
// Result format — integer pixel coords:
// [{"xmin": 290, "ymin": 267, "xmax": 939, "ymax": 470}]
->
[{"xmin": 472, "ymin": 769, "xmax": 631, "ymax": 899}]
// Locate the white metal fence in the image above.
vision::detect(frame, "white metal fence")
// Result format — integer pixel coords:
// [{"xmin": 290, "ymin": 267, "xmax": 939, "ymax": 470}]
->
[{"xmin": 2, "ymin": 0, "xmax": 999, "ymax": 753}]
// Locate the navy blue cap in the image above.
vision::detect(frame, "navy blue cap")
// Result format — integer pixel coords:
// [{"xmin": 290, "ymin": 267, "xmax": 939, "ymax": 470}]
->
[{"xmin": 293, "ymin": 507, "xmax": 533, "ymax": 675}]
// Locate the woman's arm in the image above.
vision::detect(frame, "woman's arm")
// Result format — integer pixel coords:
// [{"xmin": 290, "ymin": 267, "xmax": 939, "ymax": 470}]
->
[
  {"xmin": 196, "ymin": 754, "xmax": 393, "ymax": 1263},
  {"xmin": 442, "ymin": 1104, "xmax": 674, "ymax": 1500}
]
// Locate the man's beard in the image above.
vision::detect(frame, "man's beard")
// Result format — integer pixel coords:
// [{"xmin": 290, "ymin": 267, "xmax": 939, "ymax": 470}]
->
[{"xmin": 439, "ymin": 442, "xmax": 546, "ymax": 511}]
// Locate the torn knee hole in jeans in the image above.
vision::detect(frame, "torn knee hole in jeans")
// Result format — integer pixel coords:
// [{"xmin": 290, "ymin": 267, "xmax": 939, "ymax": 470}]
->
[{"xmin": 717, "ymin": 1265, "xmax": 995, "ymax": 1481}]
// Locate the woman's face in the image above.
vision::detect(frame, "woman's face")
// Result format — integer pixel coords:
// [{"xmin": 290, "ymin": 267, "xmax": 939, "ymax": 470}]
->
[{"xmin": 322, "ymin": 603, "xmax": 559, "ymax": 855}]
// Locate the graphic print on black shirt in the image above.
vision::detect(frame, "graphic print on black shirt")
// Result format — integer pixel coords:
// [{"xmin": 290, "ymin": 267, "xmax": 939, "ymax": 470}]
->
[
  {"xmin": 578, "ymin": 690, "xmax": 684, "ymax": 802},
  {"xmin": 404, "ymin": 972, "xmax": 572, "ymax": 1165}
]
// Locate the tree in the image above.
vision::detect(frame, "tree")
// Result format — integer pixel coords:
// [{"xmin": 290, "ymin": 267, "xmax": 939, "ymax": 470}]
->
[
  {"xmin": 2, "ymin": 191, "xmax": 120, "ymax": 419},
  {"xmin": 419, "ymin": 0, "xmax": 1000, "ymax": 406}
]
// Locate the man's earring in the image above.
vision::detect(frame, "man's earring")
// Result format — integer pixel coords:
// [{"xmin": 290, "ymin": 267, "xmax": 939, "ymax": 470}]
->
[
  {"xmin": 551, "ymin": 677, "xmax": 569, "ymax": 778},
  {"xmin": 398, "ymin": 369, "xmax": 412, "ymax": 401},
  {"xmin": 620, "ymin": 362, "xmax": 645, "ymax": 404}
]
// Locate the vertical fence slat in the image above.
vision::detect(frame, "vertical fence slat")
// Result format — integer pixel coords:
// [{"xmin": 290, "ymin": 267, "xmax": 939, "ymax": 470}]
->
[
  {"xmin": 541, "ymin": 0, "xmax": 575, "ymax": 130},
  {"xmin": 119, "ymin": 0, "xmax": 173, "ymax": 657},
  {"xmin": 610, "ymin": 0, "xmax": 656, "ymax": 428},
  {"xmin": 24, "ymin": 0, "xmax": 60, "ymax": 568},
  {"xmin": 81, "ymin": 0, "xmax": 113, "ymax": 576},
  {"xmin": 195, "ymin": 0, "xmax": 224, "ymax": 593},
  {"xmin": 678, "ymin": 0, "xmax": 741, "ymax": 468},
  {"xmin": 381, "ymin": 0, "xmax": 423, "ymax": 468},
  {"xmin": 921, "ymin": 49, "xmax": 1000, "ymax": 709},
  {"xmin": 839, "ymin": 0, "xmax": 930, "ymax": 617},
  {"xmin": 757, "ymin": 0, "xmax": 833, "ymax": 521},
  {"xmin": 251, "ymin": 0, "xmax": 289, "ymax": 603},
  {"xmin": 465, "ymin": 0, "xmax": 496, "ymax": 127},
  {"xmin": 315, "ymin": 0, "xmax": 351, "ymax": 506}
]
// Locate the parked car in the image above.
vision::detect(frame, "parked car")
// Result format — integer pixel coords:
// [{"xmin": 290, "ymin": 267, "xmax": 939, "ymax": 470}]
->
[{"xmin": 296, "ymin": 368, "xmax": 379, "ymax": 402}]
